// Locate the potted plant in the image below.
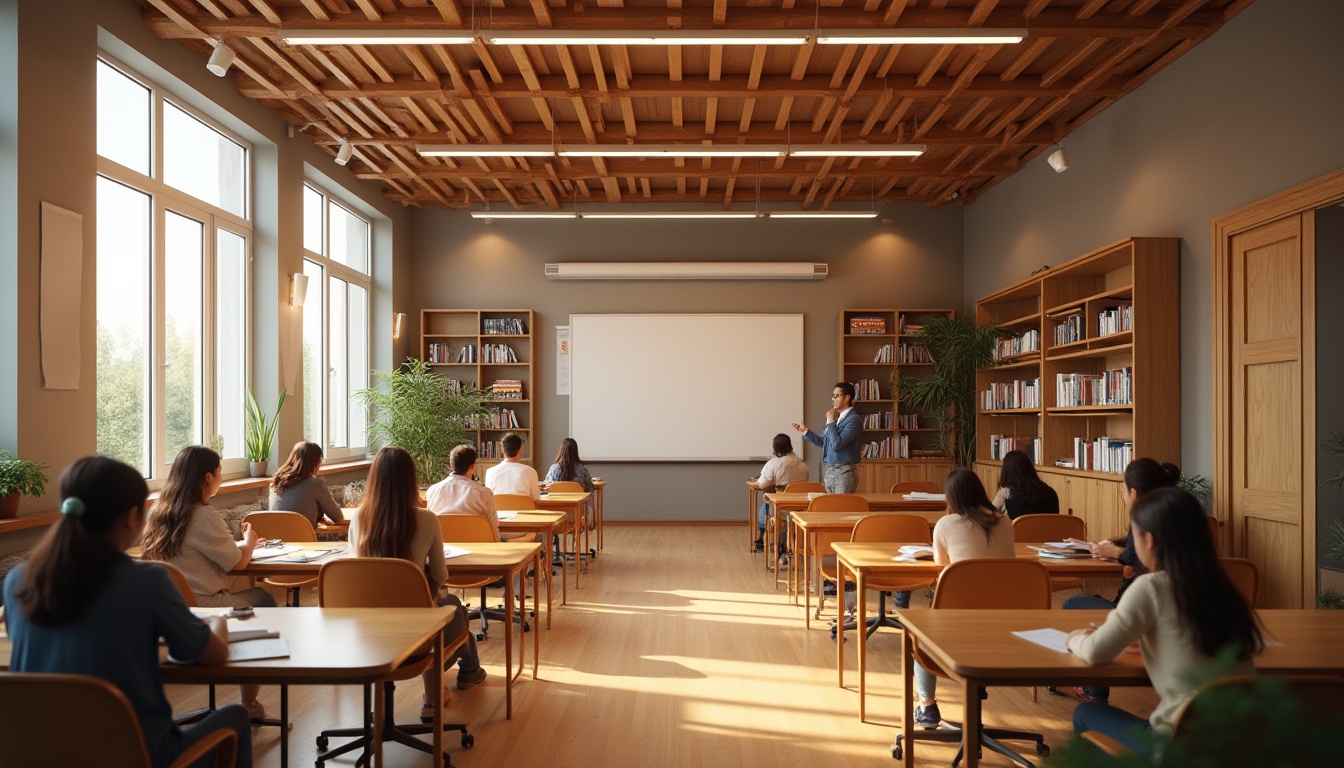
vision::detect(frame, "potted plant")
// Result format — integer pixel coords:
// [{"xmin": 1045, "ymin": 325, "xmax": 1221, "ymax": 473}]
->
[
  {"xmin": 359, "ymin": 358, "xmax": 490, "ymax": 487},
  {"xmin": 244, "ymin": 389, "xmax": 287, "ymax": 477},
  {"xmin": 895, "ymin": 315, "xmax": 1001, "ymax": 468},
  {"xmin": 0, "ymin": 450, "xmax": 50, "ymax": 519}
]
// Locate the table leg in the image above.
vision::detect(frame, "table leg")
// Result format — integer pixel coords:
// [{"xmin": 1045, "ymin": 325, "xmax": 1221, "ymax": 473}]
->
[
  {"xmin": 901, "ymin": 628, "xmax": 914, "ymax": 768},
  {"xmin": 804, "ymin": 528, "xmax": 812, "ymax": 629},
  {"xmin": 532, "ymin": 557, "xmax": 541, "ymax": 679},
  {"xmin": 858, "ymin": 572, "xmax": 868, "ymax": 722},
  {"xmin": 517, "ymin": 564, "xmax": 527, "ymax": 684},
  {"xmin": 596, "ymin": 486, "xmax": 604, "ymax": 551},
  {"xmin": 504, "ymin": 572, "xmax": 515, "ymax": 719},
  {"xmin": 280, "ymin": 684, "xmax": 289, "ymax": 768},
  {"xmin": 544, "ymin": 532, "xmax": 555, "ymax": 627},
  {"xmin": 766, "ymin": 503, "xmax": 777, "ymax": 574},
  {"xmin": 748, "ymin": 487, "xmax": 755, "ymax": 553},
  {"xmin": 837, "ymin": 564, "xmax": 846, "ymax": 688},
  {"xmin": 372, "ymin": 667, "xmax": 385, "ymax": 768},
  {"xmin": 962, "ymin": 676, "xmax": 982, "ymax": 768},
  {"xmin": 571, "ymin": 509, "xmax": 581, "ymax": 589},
  {"xmin": 432, "ymin": 632, "xmax": 445, "ymax": 767},
  {"xmin": 559, "ymin": 524, "xmax": 568, "ymax": 605}
]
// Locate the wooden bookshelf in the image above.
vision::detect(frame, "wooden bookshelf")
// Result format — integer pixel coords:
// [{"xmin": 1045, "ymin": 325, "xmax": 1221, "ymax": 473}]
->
[
  {"xmin": 973, "ymin": 237, "xmax": 1179, "ymax": 539},
  {"xmin": 420, "ymin": 309, "xmax": 536, "ymax": 468},
  {"xmin": 839, "ymin": 308, "xmax": 956, "ymax": 492}
]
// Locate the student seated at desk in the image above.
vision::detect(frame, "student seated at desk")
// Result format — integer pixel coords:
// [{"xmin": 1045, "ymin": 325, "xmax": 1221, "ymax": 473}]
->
[
  {"xmin": 483, "ymin": 432, "xmax": 541, "ymax": 502},
  {"xmin": 143, "ymin": 446, "xmax": 276, "ymax": 720},
  {"xmin": 914, "ymin": 468, "xmax": 1015, "ymax": 729},
  {"xmin": 991, "ymin": 450, "xmax": 1059, "ymax": 519},
  {"xmin": 544, "ymin": 438, "xmax": 595, "ymax": 527},
  {"xmin": 351, "ymin": 446, "xmax": 487, "ymax": 719},
  {"xmin": 748, "ymin": 433, "xmax": 809, "ymax": 553},
  {"xmin": 268, "ymin": 440, "xmax": 344, "ymax": 528},
  {"xmin": 1065, "ymin": 487, "xmax": 1263, "ymax": 755},
  {"xmin": 426, "ymin": 444, "xmax": 500, "ymax": 541},
  {"xmin": 3, "ymin": 456, "xmax": 253, "ymax": 768}
]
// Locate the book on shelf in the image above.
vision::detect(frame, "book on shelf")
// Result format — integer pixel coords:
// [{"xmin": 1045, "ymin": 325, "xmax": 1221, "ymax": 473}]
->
[
  {"xmin": 427, "ymin": 342, "xmax": 457, "ymax": 364},
  {"xmin": 862, "ymin": 434, "xmax": 911, "ymax": 459},
  {"xmin": 897, "ymin": 316, "xmax": 927, "ymax": 335},
  {"xmin": 443, "ymin": 379, "xmax": 476, "ymax": 395},
  {"xmin": 490, "ymin": 380, "xmax": 524, "ymax": 400},
  {"xmin": 455, "ymin": 344, "xmax": 477, "ymax": 363},
  {"xmin": 910, "ymin": 448, "xmax": 948, "ymax": 460},
  {"xmin": 853, "ymin": 378, "xmax": 882, "ymax": 401},
  {"xmin": 993, "ymin": 329, "xmax": 1041, "ymax": 361},
  {"xmin": 1097, "ymin": 303, "xmax": 1132, "ymax": 337},
  {"xmin": 872, "ymin": 343, "xmax": 895, "ymax": 363},
  {"xmin": 898, "ymin": 343, "xmax": 934, "ymax": 363},
  {"xmin": 481, "ymin": 343, "xmax": 518, "ymax": 363},
  {"xmin": 848, "ymin": 316, "xmax": 887, "ymax": 334},
  {"xmin": 988, "ymin": 435, "xmax": 1040, "ymax": 464},
  {"xmin": 1053, "ymin": 312, "xmax": 1085, "ymax": 347},
  {"xmin": 486, "ymin": 406, "xmax": 520, "ymax": 429},
  {"xmin": 482, "ymin": 317, "xmax": 526, "ymax": 335},
  {"xmin": 1055, "ymin": 368, "xmax": 1132, "ymax": 407},
  {"xmin": 861, "ymin": 412, "xmax": 894, "ymax": 430},
  {"xmin": 897, "ymin": 413, "xmax": 920, "ymax": 429},
  {"xmin": 1063, "ymin": 435, "xmax": 1133, "ymax": 474},
  {"xmin": 980, "ymin": 378, "xmax": 1041, "ymax": 410}
]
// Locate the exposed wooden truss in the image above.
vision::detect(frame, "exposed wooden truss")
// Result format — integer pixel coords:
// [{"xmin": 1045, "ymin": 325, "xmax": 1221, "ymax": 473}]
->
[{"xmin": 136, "ymin": 0, "xmax": 1255, "ymax": 210}]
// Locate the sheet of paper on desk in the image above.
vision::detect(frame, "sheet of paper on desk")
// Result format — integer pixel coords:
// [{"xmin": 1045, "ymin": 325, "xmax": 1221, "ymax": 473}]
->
[
  {"xmin": 903, "ymin": 492, "xmax": 946, "ymax": 501},
  {"xmin": 228, "ymin": 638, "xmax": 290, "ymax": 662},
  {"xmin": 273, "ymin": 549, "xmax": 339, "ymax": 563},
  {"xmin": 497, "ymin": 511, "xmax": 519, "ymax": 521},
  {"xmin": 226, "ymin": 619, "xmax": 280, "ymax": 643},
  {"xmin": 1012, "ymin": 628, "xmax": 1071, "ymax": 653},
  {"xmin": 895, "ymin": 545, "xmax": 934, "ymax": 560},
  {"xmin": 249, "ymin": 545, "xmax": 301, "ymax": 560},
  {"xmin": 443, "ymin": 545, "xmax": 473, "ymax": 559}
]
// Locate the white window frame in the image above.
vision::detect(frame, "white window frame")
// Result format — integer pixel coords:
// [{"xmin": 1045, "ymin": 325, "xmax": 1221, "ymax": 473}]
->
[
  {"xmin": 96, "ymin": 54, "xmax": 253, "ymax": 483},
  {"xmin": 302, "ymin": 181, "xmax": 371, "ymax": 461}
]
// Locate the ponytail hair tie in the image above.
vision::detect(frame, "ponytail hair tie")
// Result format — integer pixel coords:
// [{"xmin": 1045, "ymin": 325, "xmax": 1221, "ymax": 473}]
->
[{"xmin": 60, "ymin": 497, "xmax": 86, "ymax": 518}]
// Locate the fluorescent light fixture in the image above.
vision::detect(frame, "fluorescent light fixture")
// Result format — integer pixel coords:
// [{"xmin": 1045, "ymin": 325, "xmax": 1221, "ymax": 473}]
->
[
  {"xmin": 559, "ymin": 144, "xmax": 785, "ymax": 158},
  {"xmin": 788, "ymin": 144, "xmax": 926, "ymax": 158},
  {"xmin": 335, "ymin": 139, "xmax": 353, "ymax": 166},
  {"xmin": 280, "ymin": 29, "xmax": 476, "ymax": 45},
  {"xmin": 579, "ymin": 211, "xmax": 762, "ymax": 219},
  {"xmin": 768, "ymin": 211, "xmax": 879, "ymax": 218},
  {"xmin": 206, "ymin": 41, "xmax": 236, "ymax": 77},
  {"xmin": 289, "ymin": 272, "xmax": 310, "ymax": 308},
  {"xmin": 486, "ymin": 30, "xmax": 811, "ymax": 46},
  {"xmin": 815, "ymin": 29, "xmax": 1027, "ymax": 45},
  {"xmin": 417, "ymin": 144, "xmax": 555, "ymax": 158},
  {"xmin": 470, "ymin": 211, "xmax": 578, "ymax": 219},
  {"xmin": 545, "ymin": 262, "xmax": 827, "ymax": 280}
]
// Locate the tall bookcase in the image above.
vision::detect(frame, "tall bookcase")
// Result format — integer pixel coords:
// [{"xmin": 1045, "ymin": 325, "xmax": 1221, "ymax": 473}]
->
[
  {"xmin": 420, "ymin": 309, "xmax": 535, "ymax": 467},
  {"xmin": 973, "ymin": 237, "xmax": 1179, "ymax": 540},
  {"xmin": 840, "ymin": 308, "xmax": 956, "ymax": 493}
]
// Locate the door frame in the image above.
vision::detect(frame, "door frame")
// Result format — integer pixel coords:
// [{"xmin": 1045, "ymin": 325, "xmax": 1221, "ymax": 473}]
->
[{"xmin": 1213, "ymin": 167, "xmax": 1344, "ymax": 606}]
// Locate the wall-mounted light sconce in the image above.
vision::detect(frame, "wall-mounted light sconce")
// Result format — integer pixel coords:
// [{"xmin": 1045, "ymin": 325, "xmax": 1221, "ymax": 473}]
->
[
  {"xmin": 289, "ymin": 272, "xmax": 310, "ymax": 308},
  {"xmin": 393, "ymin": 312, "xmax": 407, "ymax": 340},
  {"xmin": 206, "ymin": 41, "xmax": 237, "ymax": 77},
  {"xmin": 335, "ymin": 139, "xmax": 353, "ymax": 166}
]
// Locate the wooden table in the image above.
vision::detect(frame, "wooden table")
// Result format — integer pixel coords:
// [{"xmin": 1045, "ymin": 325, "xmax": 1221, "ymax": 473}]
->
[
  {"xmin": 537, "ymin": 492, "xmax": 592, "ymax": 585},
  {"xmin": 499, "ymin": 511, "xmax": 568, "ymax": 624},
  {"xmin": 441, "ymin": 541, "xmax": 542, "ymax": 720},
  {"xmin": 592, "ymin": 479, "xmax": 606, "ymax": 551},
  {"xmin": 893, "ymin": 608, "xmax": 1344, "ymax": 768},
  {"xmin": 830, "ymin": 542, "xmax": 1127, "ymax": 722},
  {"xmin": 747, "ymin": 481, "xmax": 766, "ymax": 554},
  {"xmin": 1, "ymin": 606, "xmax": 457, "ymax": 768}
]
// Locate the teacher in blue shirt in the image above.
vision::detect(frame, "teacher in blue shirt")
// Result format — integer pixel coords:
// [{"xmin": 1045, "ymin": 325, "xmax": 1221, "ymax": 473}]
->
[{"xmin": 793, "ymin": 381, "xmax": 863, "ymax": 494}]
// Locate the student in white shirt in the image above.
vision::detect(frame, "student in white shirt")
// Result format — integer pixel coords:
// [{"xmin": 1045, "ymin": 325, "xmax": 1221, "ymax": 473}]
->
[
  {"xmin": 483, "ymin": 432, "xmax": 541, "ymax": 502},
  {"xmin": 749, "ymin": 433, "xmax": 809, "ymax": 552},
  {"xmin": 426, "ymin": 444, "xmax": 499, "ymax": 540}
]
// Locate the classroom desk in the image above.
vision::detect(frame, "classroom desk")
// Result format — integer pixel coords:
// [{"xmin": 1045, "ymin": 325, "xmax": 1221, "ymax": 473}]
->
[
  {"xmin": 1, "ymin": 606, "xmax": 457, "ymax": 768},
  {"xmin": 499, "ymin": 511, "xmax": 568, "ymax": 624},
  {"xmin": 747, "ymin": 481, "xmax": 766, "ymax": 554},
  {"xmin": 537, "ymin": 492, "xmax": 592, "ymax": 585},
  {"xmin": 830, "ymin": 542, "xmax": 1127, "ymax": 722},
  {"xmin": 441, "ymin": 542, "xmax": 542, "ymax": 720},
  {"xmin": 592, "ymin": 479, "xmax": 606, "ymax": 551},
  {"xmin": 892, "ymin": 608, "xmax": 1344, "ymax": 768}
]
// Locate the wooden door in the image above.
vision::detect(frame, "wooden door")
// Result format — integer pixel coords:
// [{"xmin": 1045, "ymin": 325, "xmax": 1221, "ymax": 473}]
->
[{"xmin": 1229, "ymin": 214, "xmax": 1313, "ymax": 608}]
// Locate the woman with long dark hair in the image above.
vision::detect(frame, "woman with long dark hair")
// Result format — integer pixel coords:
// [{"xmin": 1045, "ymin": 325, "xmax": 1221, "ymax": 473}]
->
[
  {"xmin": 3, "ymin": 456, "xmax": 252, "ymax": 768},
  {"xmin": 993, "ymin": 450, "xmax": 1059, "ymax": 519},
  {"xmin": 269, "ymin": 440, "xmax": 343, "ymax": 528},
  {"xmin": 545, "ymin": 437, "xmax": 596, "ymax": 528},
  {"xmin": 1067, "ymin": 487, "xmax": 1263, "ymax": 753}
]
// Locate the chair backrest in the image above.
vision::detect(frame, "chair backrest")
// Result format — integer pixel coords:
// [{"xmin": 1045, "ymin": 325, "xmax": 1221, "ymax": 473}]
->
[
  {"xmin": 890, "ymin": 481, "xmax": 939, "ymax": 495},
  {"xmin": 806, "ymin": 494, "xmax": 870, "ymax": 513},
  {"xmin": 785, "ymin": 481, "xmax": 825, "ymax": 493},
  {"xmin": 438, "ymin": 514, "xmax": 498, "ymax": 543},
  {"xmin": 243, "ymin": 511, "xmax": 318, "ymax": 542},
  {"xmin": 1221, "ymin": 557, "xmax": 1259, "ymax": 606},
  {"xmin": 547, "ymin": 481, "xmax": 584, "ymax": 493},
  {"xmin": 1011, "ymin": 512, "xmax": 1086, "ymax": 543},
  {"xmin": 1172, "ymin": 675, "xmax": 1344, "ymax": 743},
  {"xmin": 851, "ymin": 514, "xmax": 932, "ymax": 545},
  {"xmin": 932, "ymin": 559, "xmax": 1053, "ymax": 610},
  {"xmin": 318, "ymin": 557, "xmax": 434, "ymax": 608},
  {"xmin": 143, "ymin": 560, "xmax": 199, "ymax": 607},
  {"xmin": 492, "ymin": 494, "xmax": 536, "ymax": 511}
]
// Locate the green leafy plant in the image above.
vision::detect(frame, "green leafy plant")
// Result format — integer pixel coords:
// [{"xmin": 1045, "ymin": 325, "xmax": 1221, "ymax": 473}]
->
[
  {"xmin": 358, "ymin": 358, "xmax": 490, "ymax": 486},
  {"xmin": 244, "ymin": 389, "xmax": 287, "ymax": 463},
  {"xmin": 0, "ymin": 450, "xmax": 49, "ymax": 498},
  {"xmin": 1177, "ymin": 471, "xmax": 1212, "ymax": 511},
  {"xmin": 895, "ymin": 315, "xmax": 1001, "ymax": 468},
  {"xmin": 1325, "ymin": 431, "xmax": 1344, "ymax": 487},
  {"xmin": 1317, "ymin": 588, "xmax": 1344, "ymax": 610}
]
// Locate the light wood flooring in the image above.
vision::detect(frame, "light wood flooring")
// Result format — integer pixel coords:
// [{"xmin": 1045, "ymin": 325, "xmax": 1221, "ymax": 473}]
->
[{"xmin": 168, "ymin": 525, "xmax": 1158, "ymax": 767}]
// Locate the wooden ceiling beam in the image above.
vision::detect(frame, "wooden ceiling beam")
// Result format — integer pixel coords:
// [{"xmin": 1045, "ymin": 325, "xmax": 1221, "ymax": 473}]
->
[
  {"xmin": 386, "ymin": 188, "xmax": 940, "ymax": 206},
  {"xmin": 296, "ymin": 0, "xmax": 332, "ymax": 22},
  {"xmin": 354, "ymin": 160, "xmax": 1014, "ymax": 181}
]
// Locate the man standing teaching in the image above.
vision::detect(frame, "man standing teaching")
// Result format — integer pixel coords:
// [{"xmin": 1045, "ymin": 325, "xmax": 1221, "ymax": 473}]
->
[{"xmin": 793, "ymin": 382, "xmax": 863, "ymax": 494}]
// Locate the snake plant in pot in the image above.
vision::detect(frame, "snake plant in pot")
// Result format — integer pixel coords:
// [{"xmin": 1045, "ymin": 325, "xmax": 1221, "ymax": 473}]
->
[
  {"xmin": 0, "ymin": 450, "xmax": 50, "ymax": 519},
  {"xmin": 244, "ymin": 389, "xmax": 287, "ymax": 477}
]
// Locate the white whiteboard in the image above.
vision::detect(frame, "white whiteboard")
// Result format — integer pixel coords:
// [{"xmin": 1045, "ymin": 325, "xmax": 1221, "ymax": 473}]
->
[{"xmin": 569, "ymin": 314, "xmax": 804, "ymax": 461}]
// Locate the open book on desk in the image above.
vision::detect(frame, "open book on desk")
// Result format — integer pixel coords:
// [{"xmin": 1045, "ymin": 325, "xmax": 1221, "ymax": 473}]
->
[
  {"xmin": 893, "ymin": 545, "xmax": 934, "ymax": 562},
  {"xmin": 1029, "ymin": 544, "xmax": 1092, "ymax": 559}
]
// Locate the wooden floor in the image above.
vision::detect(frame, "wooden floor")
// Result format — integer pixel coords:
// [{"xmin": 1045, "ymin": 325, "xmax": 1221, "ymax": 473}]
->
[{"xmin": 169, "ymin": 525, "xmax": 1158, "ymax": 767}]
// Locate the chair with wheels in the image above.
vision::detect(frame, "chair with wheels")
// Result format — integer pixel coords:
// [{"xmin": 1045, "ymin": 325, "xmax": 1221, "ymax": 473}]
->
[
  {"xmin": 832, "ymin": 514, "xmax": 936, "ymax": 639},
  {"xmin": 0, "ymin": 672, "xmax": 237, "ymax": 768},
  {"xmin": 893, "ymin": 558, "xmax": 1053, "ymax": 767},
  {"xmin": 242, "ymin": 511, "xmax": 320, "ymax": 607},
  {"xmin": 1012, "ymin": 513, "xmax": 1088, "ymax": 594},
  {"xmin": 314, "ymin": 557, "xmax": 473, "ymax": 767},
  {"xmin": 890, "ymin": 481, "xmax": 939, "ymax": 494},
  {"xmin": 1221, "ymin": 557, "xmax": 1259, "ymax": 606},
  {"xmin": 808, "ymin": 494, "xmax": 869, "ymax": 619},
  {"xmin": 439, "ymin": 514, "xmax": 526, "ymax": 638}
]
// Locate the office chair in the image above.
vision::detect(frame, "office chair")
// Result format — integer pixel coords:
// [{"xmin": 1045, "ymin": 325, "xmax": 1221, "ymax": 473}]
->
[
  {"xmin": 808, "ymin": 494, "xmax": 869, "ymax": 619},
  {"xmin": 439, "ymin": 514, "xmax": 530, "ymax": 638},
  {"xmin": 831, "ymin": 514, "xmax": 936, "ymax": 639},
  {"xmin": 1012, "ymin": 513, "xmax": 1087, "ymax": 593},
  {"xmin": 314, "ymin": 558, "xmax": 473, "ymax": 767}
]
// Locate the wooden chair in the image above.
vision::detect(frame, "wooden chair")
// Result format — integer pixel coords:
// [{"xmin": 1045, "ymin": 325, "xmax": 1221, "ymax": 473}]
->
[
  {"xmin": 1012, "ymin": 513, "xmax": 1088, "ymax": 594},
  {"xmin": 1206, "ymin": 514, "xmax": 1222, "ymax": 555},
  {"xmin": 243, "ymin": 511, "xmax": 319, "ymax": 607},
  {"xmin": 890, "ymin": 481, "xmax": 939, "ymax": 494},
  {"xmin": 1221, "ymin": 557, "xmax": 1259, "ymax": 606},
  {"xmin": 810, "ymin": 494, "xmax": 870, "ymax": 619},
  {"xmin": 1082, "ymin": 675, "xmax": 1344, "ymax": 759},
  {"xmin": 894, "ymin": 559, "xmax": 1053, "ymax": 767},
  {"xmin": 0, "ymin": 672, "xmax": 237, "ymax": 768},
  {"xmin": 314, "ymin": 558, "xmax": 472, "ymax": 766},
  {"xmin": 439, "ymin": 514, "xmax": 513, "ymax": 639},
  {"xmin": 492, "ymin": 493, "xmax": 536, "ymax": 511},
  {"xmin": 834, "ymin": 514, "xmax": 937, "ymax": 638},
  {"xmin": 762, "ymin": 482, "xmax": 825, "ymax": 559}
]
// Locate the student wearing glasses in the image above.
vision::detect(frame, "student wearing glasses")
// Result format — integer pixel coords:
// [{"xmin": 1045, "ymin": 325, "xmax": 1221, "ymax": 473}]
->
[{"xmin": 792, "ymin": 382, "xmax": 863, "ymax": 494}]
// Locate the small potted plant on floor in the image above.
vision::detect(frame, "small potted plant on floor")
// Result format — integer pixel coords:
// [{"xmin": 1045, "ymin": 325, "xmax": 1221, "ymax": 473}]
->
[
  {"xmin": 244, "ymin": 389, "xmax": 287, "ymax": 478},
  {"xmin": 0, "ymin": 450, "xmax": 50, "ymax": 519}
]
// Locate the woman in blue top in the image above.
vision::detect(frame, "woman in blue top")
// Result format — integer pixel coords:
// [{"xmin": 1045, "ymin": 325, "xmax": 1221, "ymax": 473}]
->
[
  {"xmin": 2, "ymin": 456, "xmax": 252, "ymax": 768},
  {"xmin": 544, "ymin": 438, "xmax": 595, "ymax": 530}
]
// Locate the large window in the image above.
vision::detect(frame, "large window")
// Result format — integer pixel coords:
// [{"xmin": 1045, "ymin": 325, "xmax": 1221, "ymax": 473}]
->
[
  {"xmin": 302, "ymin": 183, "xmax": 370, "ymax": 459},
  {"xmin": 96, "ymin": 58, "xmax": 250, "ymax": 479}
]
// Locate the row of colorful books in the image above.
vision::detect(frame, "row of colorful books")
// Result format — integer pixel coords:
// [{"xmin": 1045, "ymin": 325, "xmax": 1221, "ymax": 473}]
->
[
  {"xmin": 853, "ymin": 378, "xmax": 883, "ymax": 401},
  {"xmin": 1054, "ymin": 436, "xmax": 1133, "ymax": 474},
  {"xmin": 491, "ymin": 380, "xmax": 525, "ymax": 400},
  {"xmin": 1056, "ymin": 368, "xmax": 1132, "ymax": 407},
  {"xmin": 994, "ymin": 329, "xmax": 1041, "ymax": 360},
  {"xmin": 981, "ymin": 378, "xmax": 1042, "ymax": 410},
  {"xmin": 987, "ymin": 434, "xmax": 1041, "ymax": 463},
  {"xmin": 483, "ymin": 317, "xmax": 526, "ymax": 335}
]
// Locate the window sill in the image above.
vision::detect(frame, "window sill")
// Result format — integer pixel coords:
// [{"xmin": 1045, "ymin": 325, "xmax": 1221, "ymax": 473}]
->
[
  {"xmin": 0, "ymin": 512, "xmax": 63, "ymax": 535},
  {"xmin": 146, "ymin": 457, "xmax": 374, "ymax": 502}
]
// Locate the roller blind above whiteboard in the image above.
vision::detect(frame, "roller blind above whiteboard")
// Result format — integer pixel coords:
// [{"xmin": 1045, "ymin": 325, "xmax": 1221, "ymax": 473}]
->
[{"xmin": 569, "ymin": 314, "xmax": 804, "ymax": 461}]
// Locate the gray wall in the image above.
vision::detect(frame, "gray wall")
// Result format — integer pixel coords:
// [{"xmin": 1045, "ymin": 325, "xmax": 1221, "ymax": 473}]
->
[
  {"xmin": 1317, "ymin": 205, "xmax": 1344, "ymax": 572},
  {"xmin": 963, "ymin": 0, "xmax": 1344, "ymax": 482},
  {"xmin": 410, "ymin": 208, "xmax": 964, "ymax": 520}
]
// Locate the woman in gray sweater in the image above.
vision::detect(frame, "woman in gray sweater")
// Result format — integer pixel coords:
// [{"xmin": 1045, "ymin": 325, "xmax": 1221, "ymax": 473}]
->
[{"xmin": 268, "ymin": 441, "xmax": 344, "ymax": 528}]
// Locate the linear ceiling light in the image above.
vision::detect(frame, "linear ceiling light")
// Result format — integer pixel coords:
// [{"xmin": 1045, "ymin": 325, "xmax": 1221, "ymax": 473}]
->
[
  {"xmin": 485, "ymin": 30, "xmax": 811, "ymax": 46},
  {"xmin": 558, "ymin": 144, "xmax": 785, "ymax": 158},
  {"xmin": 417, "ymin": 144, "xmax": 555, "ymax": 157},
  {"xmin": 814, "ymin": 29, "xmax": 1026, "ymax": 45},
  {"xmin": 280, "ymin": 29, "xmax": 476, "ymax": 45},
  {"xmin": 788, "ymin": 144, "xmax": 927, "ymax": 157},
  {"xmin": 768, "ymin": 211, "xmax": 879, "ymax": 218},
  {"xmin": 469, "ymin": 211, "xmax": 578, "ymax": 219},
  {"xmin": 579, "ymin": 211, "xmax": 762, "ymax": 219}
]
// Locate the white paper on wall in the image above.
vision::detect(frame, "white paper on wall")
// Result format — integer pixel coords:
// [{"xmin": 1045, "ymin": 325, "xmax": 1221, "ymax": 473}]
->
[
  {"xmin": 556, "ymin": 325, "xmax": 571, "ymax": 396},
  {"xmin": 40, "ymin": 202, "xmax": 83, "ymax": 390}
]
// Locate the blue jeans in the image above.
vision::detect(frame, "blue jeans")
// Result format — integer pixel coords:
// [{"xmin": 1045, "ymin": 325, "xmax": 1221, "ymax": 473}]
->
[
  {"xmin": 1063, "ymin": 593, "xmax": 1117, "ymax": 699},
  {"xmin": 1072, "ymin": 701, "xmax": 1151, "ymax": 756},
  {"xmin": 167, "ymin": 703, "xmax": 253, "ymax": 768},
  {"xmin": 914, "ymin": 662, "xmax": 938, "ymax": 702},
  {"xmin": 757, "ymin": 499, "xmax": 771, "ymax": 537}
]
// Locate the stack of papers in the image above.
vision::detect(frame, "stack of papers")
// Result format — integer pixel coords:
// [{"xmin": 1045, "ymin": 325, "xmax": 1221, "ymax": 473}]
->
[
  {"xmin": 893, "ymin": 545, "xmax": 934, "ymax": 562},
  {"xmin": 272, "ymin": 548, "xmax": 340, "ymax": 563},
  {"xmin": 902, "ymin": 492, "xmax": 947, "ymax": 501},
  {"xmin": 249, "ymin": 545, "xmax": 301, "ymax": 560},
  {"xmin": 1029, "ymin": 543, "xmax": 1092, "ymax": 559},
  {"xmin": 226, "ymin": 619, "xmax": 280, "ymax": 643},
  {"xmin": 228, "ymin": 638, "xmax": 290, "ymax": 662}
]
